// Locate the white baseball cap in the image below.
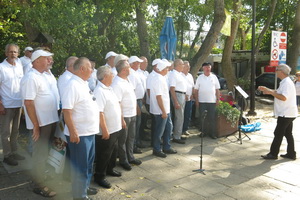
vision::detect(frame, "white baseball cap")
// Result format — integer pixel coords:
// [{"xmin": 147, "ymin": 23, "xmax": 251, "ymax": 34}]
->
[
  {"xmin": 31, "ymin": 50, "xmax": 53, "ymax": 62},
  {"xmin": 105, "ymin": 51, "xmax": 117, "ymax": 59},
  {"xmin": 128, "ymin": 56, "xmax": 143, "ymax": 64},
  {"xmin": 24, "ymin": 46, "xmax": 33, "ymax": 51},
  {"xmin": 157, "ymin": 60, "xmax": 171, "ymax": 71},
  {"xmin": 114, "ymin": 54, "xmax": 129, "ymax": 66},
  {"xmin": 152, "ymin": 58, "xmax": 161, "ymax": 66}
]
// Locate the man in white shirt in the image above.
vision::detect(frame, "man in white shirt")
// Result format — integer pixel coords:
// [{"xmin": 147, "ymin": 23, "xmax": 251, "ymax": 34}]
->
[
  {"xmin": 169, "ymin": 59, "xmax": 187, "ymax": 144},
  {"xmin": 111, "ymin": 59, "xmax": 142, "ymax": 170},
  {"xmin": 57, "ymin": 56, "xmax": 78, "ymax": 97},
  {"xmin": 182, "ymin": 61, "xmax": 194, "ymax": 135},
  {"xmin": 259, "ymin": 64, "xmax": 298, "ymax": 160},
  {"xmin": 194, "ymin": 62, "xmax": 220, "ymax": 139},
  {"xmin": 150, "ymin": 60, "xmax": 177, "ymax": 158},
  {"xmin": 61, "ymin": 57, "xmax": 99, "ymax": 199},
  {"xmin": 20, "ymin": 46, "xmax": 33, "ymax": 74},
  {"xmin": 93, "ymin": 66, "xmax": 123, "ymax": 189},
  {"xmin": 105, "ymin": 51, "xmax": 117, "ymax": 76},
  {"xmin": 0, "ymin": 44, "xmax": 24, "ymax": 166},
  {"xmin": 128, "ymin": 55, "xmax": 145, "ymax": 153},
  {"xmin": 21, "ymin": 49, "xmax": 58, "ymax": 198}
]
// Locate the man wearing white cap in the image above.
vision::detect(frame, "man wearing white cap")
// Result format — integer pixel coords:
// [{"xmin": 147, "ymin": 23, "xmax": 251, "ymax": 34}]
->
[
  {"xmin": 169, "ymin": 59, "xmax": 187, "ymax": 144},
  {"xmin": 111, "ymin": 58, "xmax": 142, "ymax": 170},
  {"xmin": 0, "ymin": 44, "xmax": 24, "ymax": 166},
  {"xmin": 128, "ymin": 55, "xmax": 145, "ymax": 154},
  {"xmin": 20, "ymin": 46, "xmax": 33, "ymax": 74},
  {"xmin": 150, "ymin": 60, "xmax": 177, "ymax": 158},
  {"xmin": 105, "ymin": 51, "xmax": 118, "ymax": 76},
  {"xmin": 21, "ymin": 49, "xmax": 58, "ymax": 197},
  {"xmin": 146, "ymin": 58, "xmax": 160, "ymax": 145}
]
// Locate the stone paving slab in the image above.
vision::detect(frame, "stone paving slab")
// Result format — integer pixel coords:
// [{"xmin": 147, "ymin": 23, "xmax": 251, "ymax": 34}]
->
[{"xmin": 1, "ymin": 103, "xmax": 300, "ymax": 200}]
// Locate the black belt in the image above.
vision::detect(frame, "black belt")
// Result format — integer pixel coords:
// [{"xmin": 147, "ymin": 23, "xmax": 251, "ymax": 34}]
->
[{"xmin": 175, "ymin": 91, "xmax": 186, "ymax": 94}]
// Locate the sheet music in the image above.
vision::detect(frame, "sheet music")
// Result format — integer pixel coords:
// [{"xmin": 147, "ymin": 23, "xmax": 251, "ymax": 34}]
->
[{"xmin": 235, "ymin": 85, "xmax": 249, "ymax": 99}]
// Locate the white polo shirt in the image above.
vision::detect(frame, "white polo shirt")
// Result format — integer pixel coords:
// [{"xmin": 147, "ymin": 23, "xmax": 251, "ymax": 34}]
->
[
  {"xmin": 111, "ymin": 75, "xmax": 137, "ymax": 117},
  {"xmin": 21, "ymin": 68, "xmax": 59, "ymax": 129},
  {"xmin": 0, "ymin": 59, "xmax": 23, "ymax": 108},
  {"xmin": 61, "ymin": 75, "xmax": 99, "ymax": 136},
  {"xmin": 137, "ymin": 68, "xmax": 148, "ymax": 92},
  {"xmin": 20, "ymin": 56, "xmax": 32, "ymax": 74},
  {"xmin": 194, "ymin": 74, "xmax": 220, "ymax": 103},
  {"xmin": 94, "ymin": 82, "xmax": 122, "ymax": 134},
  {"xmin": 274, "ymin": 77, "xmax": 298, "ymax": 118},
  {"xmin": 105, "ymin": 63, "xmax": 117, "ymax": 77},
  {"xmin": 146, "ymin": 70, "xmax": 158, "ymax": 104},
  {"xmin": 57, "ymin": 70, "xmax": 73, "ymax": 97},
  {"xmin": 168, "ymin": 70, "xmax": 187, "ymax": 93},
  {"xmin": 182, "ymin": 72, "xmax": 194, "ymax": 101},
  {"xmin": 44, "ymin": 70, "xmax": 60, "ymax": 110},
  {"xmin": 128, "ymin": 68, "xmax": 145, "ymax": 99},
  {"xmin": 150, "ymin": 73, "xmax": 170, "ymax": 115}
]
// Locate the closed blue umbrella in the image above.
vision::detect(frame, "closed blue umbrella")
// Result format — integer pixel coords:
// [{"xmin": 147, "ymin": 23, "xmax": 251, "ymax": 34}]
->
[{"xmin": 159, "ymin": 16, "xmax": 177, "ymax": 61}]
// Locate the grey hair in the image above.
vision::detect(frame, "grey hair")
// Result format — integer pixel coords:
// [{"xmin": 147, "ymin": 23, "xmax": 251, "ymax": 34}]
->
[
  {"xmin": 97, "ymin": 65, "xmax": 111, "ymax": 81},
  {"xmin": 277, "ymin": 64, "xmax": 291, "ymax": 75},
  {"xmin": 73, "ymin": 57, "xmax": 90, "ymax": 71},
  {"xmin": 174, "ymin": 59, "xmax": 183, "ymax": 68},
  {"xmin": 5, "ymin": 44, "xmax": 19, "ymax": 53},
  {"xmin": 115, "ymin": 60, "xmax": 129, "ymax": 74},
  {"xmin": 66, "ymin": 56, "xmax": 78, "ymax": 69}
]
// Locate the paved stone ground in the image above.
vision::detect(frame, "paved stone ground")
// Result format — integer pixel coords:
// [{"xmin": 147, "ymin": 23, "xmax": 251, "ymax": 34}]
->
[{"xmin": 1, "ymin": 100, "xmax": 299, "ymax": 200}]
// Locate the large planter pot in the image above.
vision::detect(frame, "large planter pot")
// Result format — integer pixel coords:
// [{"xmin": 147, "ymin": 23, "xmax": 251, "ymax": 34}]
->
[{"xmin": 216, "ymin": 114, "xmax": 238, "ymax": 138}]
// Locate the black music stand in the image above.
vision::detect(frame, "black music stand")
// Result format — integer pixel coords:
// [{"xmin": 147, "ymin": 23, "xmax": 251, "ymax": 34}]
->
[
  {"xmin": 193, "ymin": 110, "xmax": 207, "ymax": 175},
  {"xmin": 226, "ymin": 86, "xmax": 251, "ymax": 144}
]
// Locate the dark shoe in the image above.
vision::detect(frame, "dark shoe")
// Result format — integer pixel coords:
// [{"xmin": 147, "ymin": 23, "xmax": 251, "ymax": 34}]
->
[
  {"xmin": 95, "ymin": 178, "xmax": 111, "ymax": 188},
  {"xmin": 107, "ymin": 169, "xmax": 122, "ymax": 177},
  {"xmin": 120, "ymin": 163, "xmax": 132, "ymax": 171},
  {"xmin": 129, "ymin": 159, "xmax": 142, "ymax": 165},
  {"xmin": 280, "ymin": 154, "xmax": 296, "ymax": 160},
  {"xmin": 87, "ymin": 187, "xmax": 98, "ymax": 195},
  {"xmin": 12, "ymin": 153, "xmax": 25, "ymax": 160},
  {"xmin": 261, "ymin": 153, "xmax": 278, "ymax": 160},
  {"xmin": 163, "ymin": 148, "xmax": 177, "ymax": 154},
  {"xmin": 3, "ymin": 156, "xmax": 18, "ymax": 166},
  {"xmin": 153, "ymin": 151, "xmax": 167, "ymax": 158},
  {"xmin": 180, "ymin": 136, "xmax": 187, "ymax": 140},
  {"xmin": 74, "ymin": 196, "xmax": 93, "ymax": 200},
  {"xmin": 136, "ymin": 143, "xmax": 148, "ymax": 148},
  {"xmin": 133, "ymin": 147, "xmax": 142, "ymax": 154},
  {"xmin": 172, "ymin": 139, "xmax": 186, "ymax": 144},
  {"xmin": 210, "ymin": 135, "xmax": 217, "ymax": 139}
]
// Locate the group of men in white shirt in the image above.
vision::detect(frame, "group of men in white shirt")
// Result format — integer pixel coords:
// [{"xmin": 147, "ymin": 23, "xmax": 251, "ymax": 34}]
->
[{"xmin": 0, "ymin": 44, "xmax": 219, "ymax": 200}]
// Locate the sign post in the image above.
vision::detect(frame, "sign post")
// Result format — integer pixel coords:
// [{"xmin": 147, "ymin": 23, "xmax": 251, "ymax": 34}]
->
[{"xmin": 270, "ymin": 31, "xmax": 287, "ymax": 66}]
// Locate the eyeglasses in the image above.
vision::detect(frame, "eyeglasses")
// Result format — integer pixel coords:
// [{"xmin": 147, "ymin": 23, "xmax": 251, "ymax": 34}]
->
[
  {"xmin": 275, "ymin": 68, "xmax": 281, "ymax": 71},
  {"xmin": 296, "ymin": 74, "xmax": 300, "ymax": 77}
]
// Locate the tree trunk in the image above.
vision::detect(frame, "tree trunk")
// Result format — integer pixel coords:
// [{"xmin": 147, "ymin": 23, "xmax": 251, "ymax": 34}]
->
[
  {"xmin": 136, "ymin": 0, "xmax": 151, "ymax": 67},
  {"xmin": 242, "ymin": 0, "xmax": 277, "ymax": 79},
  {"xmin": 287, "ymin": 0, "xmax": 300, "ymax": 73},
  {"xmin": 221, "ymin": 0, "xmax": 241, "ymax": 92},
  {"xmin": 190, "ymin": 0, "xmax": 226, "ymax": 77}
]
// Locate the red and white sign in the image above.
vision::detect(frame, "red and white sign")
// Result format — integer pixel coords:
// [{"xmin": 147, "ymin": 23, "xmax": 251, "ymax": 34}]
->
[{"xmin": 270, "ymin": 31, "xmax": 287, "ymax": 66}]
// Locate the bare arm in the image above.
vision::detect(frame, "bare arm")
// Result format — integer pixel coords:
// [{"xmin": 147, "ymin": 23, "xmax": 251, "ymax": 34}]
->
[
  {"xmin": 194, "ymin": 89, "xmax": 199, "ymax": 107},
  {"xmin": 100, "ymin": 112, "xmax": 110, "ymax": 140},
  {"xmin": 258, "ymin": 86, "xmax": 286, "ymax": 101},
  {"xmin": 63, "ymin": 109, "xmax": 80, "ymax": 144},
  {"xmin": 156, "ymin": 95, "xmax": 167, "ymax": 118},
  {"xmin": 216, "ymin": 89, "xmax": 220, "ymax": 105},
  {"xmin": 0, "ymin": 100, "xmax": 6, "ymax": 115},
  {"xmin": 24, "ymin": 100, "xmax": 40, "ymax": 141}
]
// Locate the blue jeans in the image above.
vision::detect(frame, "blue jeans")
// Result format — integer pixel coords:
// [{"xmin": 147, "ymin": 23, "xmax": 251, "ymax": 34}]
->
[
  {"xmin": 66, "ymin": 135, "xmax": 95, "ymax": 199},
  {"xmin": 182, "ymin": 100, "xmax": 193, "ymax": 133},
  {"xmin": 153, "ymin": 114, "xmax": 173, "ymax": 152}
]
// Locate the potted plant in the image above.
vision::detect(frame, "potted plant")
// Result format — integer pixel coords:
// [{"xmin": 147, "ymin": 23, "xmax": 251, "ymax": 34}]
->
[{"xmin": 216, "ymin": 100, "xmax": 240, "ymax": 137}]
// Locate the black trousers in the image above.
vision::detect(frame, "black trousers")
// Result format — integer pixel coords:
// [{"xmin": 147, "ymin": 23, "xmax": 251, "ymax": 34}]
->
[
  {"xmin": 270, "ymin": 117, "xmax": 296, "ymax": 156},
  {"xmin": 94, "ymin": 131, "xmax": 120, "ymax": 180}
]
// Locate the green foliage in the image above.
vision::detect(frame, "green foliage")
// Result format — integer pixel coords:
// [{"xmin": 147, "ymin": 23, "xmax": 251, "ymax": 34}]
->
[
  {"xmin": 216, "ymin": 101, "xmax": 240, "ymax": 127},
  {"xmin": 237, "ymin": 78, "xmax": 250, "ymax": 91}
]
